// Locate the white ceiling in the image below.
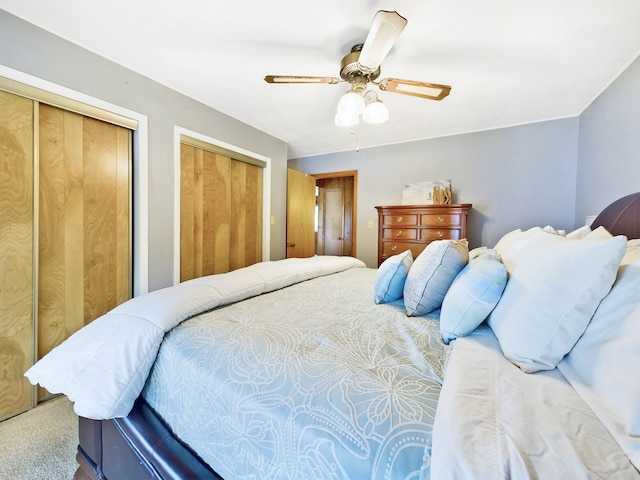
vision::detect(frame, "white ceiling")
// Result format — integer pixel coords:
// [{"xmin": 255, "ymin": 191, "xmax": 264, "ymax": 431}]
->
[{"xmin": 3, "ymin": 1, "xmax": 640, "ymax": 159}]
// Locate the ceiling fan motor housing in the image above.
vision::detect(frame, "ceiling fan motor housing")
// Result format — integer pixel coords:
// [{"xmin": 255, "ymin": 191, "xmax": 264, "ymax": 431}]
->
[{"xmin": 340, "ymin": 44, "xmax": 381, "ymax": 87}]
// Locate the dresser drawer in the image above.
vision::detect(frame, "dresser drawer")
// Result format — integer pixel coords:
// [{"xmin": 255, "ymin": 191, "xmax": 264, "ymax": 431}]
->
[
  {"xmin": 382, "ymin": 214, "xmax": 418, "ymax": 226},
  {"xmin": 381, "ymin": 241, "xmax": 422, "ymax": 258},
  {"xmin": 382, "ymin": 228, "xmax": 418, "ymax": 240},
  {"xmin": 420, "ymin": 213, "xmax": 462, "ymax": 227},
  {"xmin": 420, "ymin": 228, "xmax": 462, "ymax": 242}
]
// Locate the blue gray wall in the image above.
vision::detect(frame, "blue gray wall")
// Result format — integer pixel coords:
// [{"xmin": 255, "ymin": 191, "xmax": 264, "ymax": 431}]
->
[{"xmin": 575, "ymin": 55, "xmax": 640, "ymax": 223}]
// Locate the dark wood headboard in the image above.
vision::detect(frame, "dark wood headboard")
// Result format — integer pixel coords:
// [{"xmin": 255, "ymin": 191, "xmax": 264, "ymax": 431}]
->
[{"xmin": 591, "ymin": 192, "xmax": 640, "ymax": 240}]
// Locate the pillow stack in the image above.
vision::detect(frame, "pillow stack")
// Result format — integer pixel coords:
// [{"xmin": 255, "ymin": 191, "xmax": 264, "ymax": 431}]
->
[{"xmin": 372, "ymin": 225, "xmax": 627, "ymax": 366}]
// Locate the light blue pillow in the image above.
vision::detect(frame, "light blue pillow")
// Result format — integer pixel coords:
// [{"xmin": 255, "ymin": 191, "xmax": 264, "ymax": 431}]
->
[
  {"xmin": 404, "ymin": 240, "xmax": 469, "ymax": 316},
  {"xmin": 374, "ymin": 250, "xmax": 413, "ymax": 304},
  {"xmin": 487, "ymin": 229, "xmax": 627, "ymax": 373},
  {"xmin": 439, "ymin": 252, "xmax": 507, "ymax": 344}
]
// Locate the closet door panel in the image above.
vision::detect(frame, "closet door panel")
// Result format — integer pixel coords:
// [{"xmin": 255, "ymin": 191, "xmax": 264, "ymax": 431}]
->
[
  {"xmin": 62, "ymin": 112, "xmax": 85, "ymax": 333},
  {"xmin": 180, "ymin": 146, "xmax": 231, "ymax": 281},
  {"xmin": 203, "ymin": 152, "xmax": 231, "ymax": 275},
  {"xmin": 0, "ymin": 91, "xmax": 34, "ymax": 419},
  {"xmin": 82, "ymin": 116, "xmax": 130, "ymax": 321},
  {"xmin": 38, "ymin": 106, "xmax": 84, "ymax": 369},
  {"xmin": 230, "ymin": 160, "xmax": 262, "ymax": 270},
  {"xmin": 192, "ymin": 148, "xmax": 205, "ymax": 276},
  {"xmin": 180, "ymin": 144, "xmax": 197, "ymax": 281},
  {"xmin": 83, "ymin": 117, "xmax": 117, "ymax": 320}
]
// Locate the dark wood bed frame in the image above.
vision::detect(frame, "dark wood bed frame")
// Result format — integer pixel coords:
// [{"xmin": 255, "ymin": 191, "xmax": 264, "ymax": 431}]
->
[{"xmin": 74, "ymin": 192, "xmax": 640, "ymax": 480}]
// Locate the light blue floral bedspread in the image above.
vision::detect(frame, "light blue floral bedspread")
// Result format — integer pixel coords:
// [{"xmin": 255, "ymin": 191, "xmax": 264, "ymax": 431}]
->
[{"xmin": 143, "ymin": 267, "xmax": 446, "ymax": 480}]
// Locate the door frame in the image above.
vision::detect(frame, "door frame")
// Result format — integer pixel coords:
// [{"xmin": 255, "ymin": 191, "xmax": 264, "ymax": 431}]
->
[{"xmin": 312, "ymin": 170, "xmax": 358, "ymax": 257}]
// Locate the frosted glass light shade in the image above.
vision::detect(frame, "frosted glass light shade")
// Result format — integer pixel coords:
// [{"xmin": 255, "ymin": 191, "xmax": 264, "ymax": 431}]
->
[
  {"xmin": 362, "ymin": 100, "xmax": 389, "ymax": 124},
  {"xmin": 337, "ymin": 91, "xmax": 365, "ymax": 116}
]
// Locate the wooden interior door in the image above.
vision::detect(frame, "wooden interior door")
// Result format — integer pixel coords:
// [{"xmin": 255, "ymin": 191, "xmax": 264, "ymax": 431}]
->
[
  {"xmin": 0, "ymin": 90, "xmax": 35, "ymax": 420},
  {"xmin": 286, "ymin": 168, "xmax": 316, "ymax": 258},
  {"xmin": 324, "ymin": 188, "xmax": 345, "ymax": 255},
  {"xmin": 315, "ymin": 173, "xmax": 356, "ymax": 257}
]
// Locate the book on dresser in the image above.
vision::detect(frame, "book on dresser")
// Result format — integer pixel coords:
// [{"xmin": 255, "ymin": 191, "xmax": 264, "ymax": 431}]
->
[{"xmin": 375, "ymin": 204, "xmax": 472, "ymax": 266}]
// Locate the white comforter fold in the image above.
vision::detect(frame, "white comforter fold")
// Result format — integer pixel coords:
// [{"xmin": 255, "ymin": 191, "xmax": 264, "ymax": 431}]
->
[{"xmin": 25, "ymin": 256, "xmax": 365, "ymax": 419}]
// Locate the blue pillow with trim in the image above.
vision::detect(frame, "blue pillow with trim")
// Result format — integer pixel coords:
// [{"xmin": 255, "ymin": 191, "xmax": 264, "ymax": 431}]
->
[
  {"xmin": 404, "ymin": 240, "xmax": 469, "ymax": 316},
  {"xmin": 374, "ymin": 250, "xmax": 413, "ymax": 304},
  {"xmin": 440, "ymin": 251, "xmax": 507, "ymax": 344}
]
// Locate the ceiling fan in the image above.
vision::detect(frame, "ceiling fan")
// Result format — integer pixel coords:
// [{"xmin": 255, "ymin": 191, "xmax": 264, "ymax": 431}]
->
[{"xmin": 264, "ymin": 10, "xmax": 451, "ymax": 126}]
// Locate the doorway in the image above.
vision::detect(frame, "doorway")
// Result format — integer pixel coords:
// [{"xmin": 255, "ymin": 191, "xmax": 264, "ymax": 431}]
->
[{"xmin": 314, "ymin": 170, "xmax": 357, "ymax": 257}]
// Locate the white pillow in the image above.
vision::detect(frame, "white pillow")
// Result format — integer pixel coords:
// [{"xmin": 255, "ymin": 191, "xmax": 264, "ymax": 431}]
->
[
  {"xmin": 583, "ymin": 225, "xmax": 614, "ymax": 240},
  {"xmin": 487, "ymin": 228, "xmax": 627, "ymax": 373},
  {"xmin": 440, "ymin": 251, "xmax": 507, "ymax": 344},
  {"xmin": 404, "ymin": 239, "xmax": 468, "ymax": 316},
  {"xmin": 565, "ymin": 224, "xmax": 612, "ymax": 240},
  {"xmin": 373, "ymin": 250, "xmax": 413, "ymax": 304},
  {"xmin": 558, "ymin": 240, "xmax": 640, "ymax": 470}
]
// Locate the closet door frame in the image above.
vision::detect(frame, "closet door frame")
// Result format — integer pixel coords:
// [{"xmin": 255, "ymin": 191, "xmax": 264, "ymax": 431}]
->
[{"xmin": 173, "ymin": 126, "xmax": 272, "ymax": 285}]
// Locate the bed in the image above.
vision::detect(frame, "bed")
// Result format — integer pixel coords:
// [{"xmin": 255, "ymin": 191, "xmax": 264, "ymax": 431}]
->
[{"xmin": 25, "ymin": 192, "xmax": 640, "ymax": 479}]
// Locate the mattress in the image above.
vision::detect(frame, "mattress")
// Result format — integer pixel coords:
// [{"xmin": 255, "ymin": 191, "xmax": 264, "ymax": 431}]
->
[{"xmin": 142, "ymin": 267, "xmax": 446, "ymax": 480}]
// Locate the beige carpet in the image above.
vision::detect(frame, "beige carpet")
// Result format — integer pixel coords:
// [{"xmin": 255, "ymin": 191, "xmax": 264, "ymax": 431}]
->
[{"xmin": 0, "ymin": 396, "xmax": 78, "ymax": 480}]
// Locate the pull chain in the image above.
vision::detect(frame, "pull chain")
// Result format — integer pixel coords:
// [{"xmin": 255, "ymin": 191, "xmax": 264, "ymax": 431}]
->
[{"xmin": 351, "ymin": 124, "xmax": 360, "ymax": 152}]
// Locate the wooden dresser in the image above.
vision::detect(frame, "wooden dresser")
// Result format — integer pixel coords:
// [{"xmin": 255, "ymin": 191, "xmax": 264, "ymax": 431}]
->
[{"xmin": 375, "ymin": 204, "xmax": 472, "ymax": 266}]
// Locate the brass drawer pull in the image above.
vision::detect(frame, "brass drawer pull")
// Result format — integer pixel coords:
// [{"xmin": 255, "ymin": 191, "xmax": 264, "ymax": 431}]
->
[
  {"xmin": 436, "ymin": 231, "xmax": 444, "ymax": 238},
  {"xmin": 391, "ymin": 245, "xmax": 398, "ymax": 251},
  {"xmin": 396, "ymin": 230, "xmax": 403, "ymax": 237},
  {"xmin": 396, "ymin": 216, "xmax": 403, "ymax": 223},
  {"xmin": 436, "ymin": 216, "xmax": 444, "ymax": 223}
]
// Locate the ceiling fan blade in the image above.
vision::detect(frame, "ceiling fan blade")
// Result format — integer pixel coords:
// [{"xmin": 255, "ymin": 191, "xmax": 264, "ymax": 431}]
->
[
  {"xmin": 357, "ymin": 11, "xmax": 407, "ymax": 74},
  {"xmin": 378, "ymin": 78, "xmax": 451, "ymax": 101},
  {"xmin": 265, "ymin": 75, "xmax": 341, "ymax": 84}
]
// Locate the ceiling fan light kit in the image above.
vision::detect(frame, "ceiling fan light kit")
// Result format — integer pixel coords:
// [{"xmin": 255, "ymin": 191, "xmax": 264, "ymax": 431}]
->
[
  {"xmin": 265, "ymin": 10, "xmax": 451, "ymax": 128},
  {"xmin": 335, "ymin": 88, "xmax": 389, "ymax": 126}
]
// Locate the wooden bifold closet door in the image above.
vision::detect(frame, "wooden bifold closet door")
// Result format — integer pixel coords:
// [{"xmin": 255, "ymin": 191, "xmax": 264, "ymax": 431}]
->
[
  {"xmin": 180, "ymin": 143, "xmax": 262, "ymax": 282},
  {"xmin": 0, "ymin": 91, "xmax": 132, "ymax": 420}
]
